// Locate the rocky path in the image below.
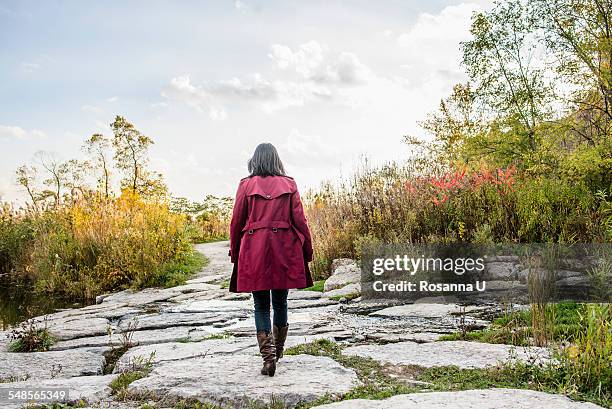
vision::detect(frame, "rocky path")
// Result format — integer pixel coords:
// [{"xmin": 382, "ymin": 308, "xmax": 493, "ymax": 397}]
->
[{"xmin": 0, "ymin": 242, "xmax": 602, "ymax": 408}]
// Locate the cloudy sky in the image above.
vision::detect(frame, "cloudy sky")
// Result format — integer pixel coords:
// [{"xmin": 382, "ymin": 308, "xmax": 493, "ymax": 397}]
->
[{"xmin": 0, "ymin": 0, "xmax": 492, "ymax": 202}]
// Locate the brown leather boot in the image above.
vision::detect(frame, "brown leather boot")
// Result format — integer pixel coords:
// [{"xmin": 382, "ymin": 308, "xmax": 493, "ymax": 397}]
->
[
  {"xmin": 256, "ymin": 331, "xmax": 276, "ymax": 376},
  {"xmin": 273, "ymin": 324, "xmax": 289, "ymax": 361}
]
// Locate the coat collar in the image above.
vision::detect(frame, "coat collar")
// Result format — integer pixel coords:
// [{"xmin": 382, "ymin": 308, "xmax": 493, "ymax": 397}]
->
[{"xmin": 241, "ymin": 175, "xmax": 296, "ymax": 199}]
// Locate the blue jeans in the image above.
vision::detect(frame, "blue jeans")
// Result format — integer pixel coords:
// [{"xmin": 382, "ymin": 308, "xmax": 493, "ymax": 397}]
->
[{"xmin": 252, "ymin": 289, "xmax": 288, "ymax": 333}]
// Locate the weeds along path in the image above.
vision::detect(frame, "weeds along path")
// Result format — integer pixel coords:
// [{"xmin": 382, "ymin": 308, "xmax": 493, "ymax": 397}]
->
[
  {"xmin": 0, "ymin": 242, "xmax": 603, "ymax": 408},
  {"xmin": 193, "ymin": 241, "xmax": 234, "ymax": 280}
]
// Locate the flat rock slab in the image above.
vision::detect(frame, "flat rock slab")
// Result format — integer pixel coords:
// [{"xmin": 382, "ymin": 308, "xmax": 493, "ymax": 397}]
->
[
  {"xmin": 0, "ymin": 349, "xmax": 105, "ymax": 380},
  {"xmin": 1, "ymin": 374, "xmax": 117, "ymax": 409},
  {"xmin": 315, "ymin": 388, "xmax": 603, "ymax": 408},
  {"xmin": 323, "ymin": 283, "xmax": 361, "ymax": 298},
  {"xmin": 166, "ymin": 299, "xmax": 252, "ymax": 313},
  {"xmin": 51, "ymin": 326, "xmax": 211, "ymax": 350},
  {"xmin": 113, "ymin": 338, "xmax": 254, "ymax": 372},
  {"xmin": 288, "ymin": 290, "xmax": 323, "ymax": 300},
  {"xmin": 100, "ymin": 288, "xmax": 181, "ymax": 306},
  {"xmin": 370, "ymin": 304, "xmax": 485, "ymax": 319},
  {"xmin": 117, "ymin": 311, "xmax": 245, "ymax": 331},
  {"xmin": 289, "ymin": 298, "xmax": 338, "ymax": 309},
  {"xmin": 167, "ymin": 282, "xmax": 221, "ymax": 293},
  {"xmin": 128, "ymin": 354, "xmax": 359, "ymax": 407},
  {"xmin": 185, "ymin": 273, "xmax": 227, "ymax": 284},
  {"xmin": 34, "ymin": 316, "xmax": 111, "ymax": 341},
  {"xmin": 343, "ymin": 341, "xmax": 549, "ymax": 369},
  {"xmin": 367, "ymin": 332, "xmax": 442, "ymax": 343},
  {"xmin": 33, "ymin": 303, "xmax": 140, "ymax": 322}
]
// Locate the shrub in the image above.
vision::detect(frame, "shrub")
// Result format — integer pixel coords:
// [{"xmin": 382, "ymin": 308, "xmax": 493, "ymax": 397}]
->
[
  {"xmin": 304, "ymin": 162, "xmax": 607, "ymax": 277},
  {"xmin": 1, "ymin": 190, "xmax": 199, "ymax": 299}
]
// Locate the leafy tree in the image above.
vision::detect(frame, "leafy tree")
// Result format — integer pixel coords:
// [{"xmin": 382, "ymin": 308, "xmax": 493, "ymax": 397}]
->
[
  {"xmin": 462, "ymin": 1, "xmax": 554, "ymax": 153},
  {"xmin": 83, "ymin": 133, "xmax": 112, "ymax": 197},
  {"xmin": 34, "ymin": 151, "xmax": 68, "ymax": 207},
  {"xmin": 15, "ymin": 165, "xmax": 39, "ymax": 209},
  {"xmin": 415, "ymin": 83, "xmax": 486, "ymax": 164},
  {"xmin": 532, "ymin": 0, "xmax": 612, "ymax": 140},
  {"xmin": 110, "ymin": 115, "xmax": 166, "ymax": 197}
]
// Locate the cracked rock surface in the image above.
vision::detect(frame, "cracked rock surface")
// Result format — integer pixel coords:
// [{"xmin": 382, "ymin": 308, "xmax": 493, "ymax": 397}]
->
[{"xmin": 0, "ymin": 241, "xmax": 602, "ymax": 409}]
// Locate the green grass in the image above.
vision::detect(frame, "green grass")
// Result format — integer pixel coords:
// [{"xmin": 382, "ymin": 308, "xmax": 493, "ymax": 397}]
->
[
  {"xmin": 192, "ymin": 236, "xmax": 229, "ymax": 244},
  {"xmin": 136, "ymin": 250, "xmax": 208, "ymax": 289},
  {"xmin": 286, "ymin": 338, "xmax": 610, "ymax": 408},
  {"xmin": 440, "ymin": 302, "xmax": 586, "ymax": 346},
  {"xmin": 300, "ymin": 280, "xmax": 325, "ymax": 292},
  {"xmin": 110, "ymin": 352, "xmax": 156, "ymax": 400},
  {"xmin": 286, "ymin": 339, "xmax": 420, "ymax": 407},
  {"xmin": 110, "ymin": 370, "xmax": 149, "ymax": 397},
  {"xmin": 329, "ymin": 292, "xmax": 361, "ymax": 301},
  {"xmin": 418, "ymin": 362, "xmax": 610, "ymax": 407}
]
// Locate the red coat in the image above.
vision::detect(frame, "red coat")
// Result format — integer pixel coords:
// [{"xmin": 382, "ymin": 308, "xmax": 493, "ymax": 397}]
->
[{"xmin": 228, "ymin": 175, "xmax": 314, "ymax": 293}]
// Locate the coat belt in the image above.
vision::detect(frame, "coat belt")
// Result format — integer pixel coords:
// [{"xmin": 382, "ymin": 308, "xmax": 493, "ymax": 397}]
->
[{"xmin": 242, "ymin": 220, "xmax": 290, "ymax": 233}]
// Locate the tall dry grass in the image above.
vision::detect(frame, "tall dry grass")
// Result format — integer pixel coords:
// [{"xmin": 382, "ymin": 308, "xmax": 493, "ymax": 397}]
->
[
  {"xmin": 0, "ymin": 190, "xmax": 199, "ymax": 299},
  {"xmin": 304, "ymin": 161, "xmax": 606, "ymax": 278}
]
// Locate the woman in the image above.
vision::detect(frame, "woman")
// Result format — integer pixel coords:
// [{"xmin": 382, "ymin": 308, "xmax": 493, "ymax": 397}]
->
[{"xmin": 229, "ymin": 142, "xmax": 314, "ymax": 377}]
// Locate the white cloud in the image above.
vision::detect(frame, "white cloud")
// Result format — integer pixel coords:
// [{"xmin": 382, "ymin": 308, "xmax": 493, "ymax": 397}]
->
[
  {"xmin": 163, "ymin": 41, "xmax": 375, "ymax": 117},
  {"xmin": 0, "ymin": 125, "xmax": 47, "ymax": 140},
  {"xmin": 269, "ymin": 41, "xmax": 372, "ymax": 85},
  {"xmin": 21, "ymin": 61, "xmax": 40, "ymax": 73},
  {"xmin": 161, "ymin": 75, "xmax": 228, "ymax": 120},
  {"xmin": 106, "ymin": 96, "xmax": 118, "ymax": 102},
  {"xmin": 162, "ymin": 72, "xmax": 330, "ymax": 116},
  {"xmin": 234, "ymin": 1, "xmax": 246, "ymax": 12},
  {"xmin": 397, "ymin": 3, "xmax": 480, "ymax": 69}
]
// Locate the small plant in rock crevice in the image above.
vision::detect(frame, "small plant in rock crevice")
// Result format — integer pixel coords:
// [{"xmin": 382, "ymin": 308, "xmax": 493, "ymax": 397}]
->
[
  {"xmin": 7, "ymin": 315, "xmax": 55, "ymax": 352},
  {"xmin": 103, "ymin": 318, "xmax": 139, "ymax": 374},
  {"xmin": 110, "ymin": 351, "xmax": 156, "ymax": 400}
]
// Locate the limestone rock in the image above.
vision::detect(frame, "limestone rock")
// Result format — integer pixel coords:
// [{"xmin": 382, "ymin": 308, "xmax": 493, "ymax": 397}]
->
[
  {"xmin": 117, "ymin": 311, "xmax": 245, "ymax": 331},
  {"xmin": 331, "ymin": 258, "xmax": 357, "ymax": 271},
  {"xmin": 185, "ymin": 273, "xmax": 227, "ymax": 284},
  {"xmin": 167, "ymin": 282, "xmax": 221, "ymax": 294},
  {"xmin": 51, "ymin": 326, "xmax": 211, "ymax": 351},
  {"xmin": 484, "ymin": 261, "xmax": 518, "ymax": 280},
  {"xmin": 0, "ymin": 349, "xmax": 105, "ymax": 380},
  {"xmin": 289, "ymin": 298, "xmax": 338, "ymax": 309},
  {"xmin": 369, "ymin": 304, "xmax": 485, "ymax": 319},
  {"xmin": 343, "ymin": 341, "xmax": 549, "ymax": 369},
  {"xmin": 315, "ymin": 388, "xmax": 603, "ymax": 408},
  {"xmin": 324, "ymin": 260, "xmax": 361, "ymax": 292},
  {"xmin": 165, "ymin": 299, "xmax": 252, "ymax": 314},
  {"xmin": 100, "ymin": 288, "xmax": 181, "ymax": 306},
  {"xmin": 324, "ymin": 283, "xmax": 361, "ymax": 298},
  {"xmin": 288, "ymin": 290, "xmax": 323, "ymax": 300},
  {"xmin": 127, "ymin": 354, "xmax": 360, "ymax": 407},
  {"xmin": 113, "ymin": 338, "xmax": 254, "ymax": 372},
  {"xmin": 485, "ymin": 280, "xmax": 526, "ymax": 291},
  {"xmin": 45, "ymin": 317, "xmax": 111, "ymax": 341},
  {"xmin": 0, "ymin": 374, "xmax": 117, "ymax": 409},
  {"xmin": 367, "ymin": 332, "xmax": 442, "ymax": 343}
]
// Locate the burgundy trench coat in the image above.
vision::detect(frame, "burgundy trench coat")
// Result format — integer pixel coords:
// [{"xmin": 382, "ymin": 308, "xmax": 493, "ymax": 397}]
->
[{"xmin": 228, "ymin": 175, "xmax": 314, "ymax": 293}]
